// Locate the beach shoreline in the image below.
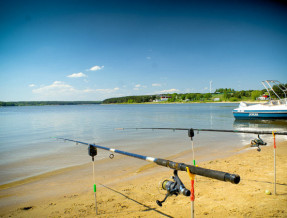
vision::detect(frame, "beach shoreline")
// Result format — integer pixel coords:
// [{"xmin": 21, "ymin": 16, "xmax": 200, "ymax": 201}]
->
[
  {"xmin": 0, "ymin": 140, "xmax": 286, "ymax": 217},
  {"xmin": 102, "ymin": 101, "xmax": 266, "ymax": 105}
]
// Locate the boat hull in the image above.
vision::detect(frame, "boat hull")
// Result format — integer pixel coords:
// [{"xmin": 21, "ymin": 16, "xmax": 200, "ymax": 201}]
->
[{"xmin": 233, "ymin": 110, "xmax": 287, "ymax": 120}]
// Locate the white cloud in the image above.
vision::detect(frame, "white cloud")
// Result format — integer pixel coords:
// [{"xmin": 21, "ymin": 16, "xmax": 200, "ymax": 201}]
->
[
  {"xmin": 89, "ymin": 65, "xmax": 104, "ymax": 71},
  {"xmin": 33, "ymin": 81, "xmax": 120, "ymax": 95},
  {"xmin": 159, "ymin": 88, "xmax": 179, "ymax": 93},
  {"xmin": 133, "ymin": 84, "xmax": 147, "ymax": 90},
  {"xmin": 82, "ymin": 87, "xmax": 120, "ymax": 94},
  {"xmin": 32, "ymin": 81, "xmax": 120, "ymax": 100},
  {"xmin": 67, "ymin": 72, "xmax": 87, "ymax": 78},
  {"xmin": 92, "ymin": 87, "xmax": 120, "ymax": 93},
  {"xmin": 82, "ymin": 88, "xmax": 96, "ymax": 93},
  {"xmin": 152, "ymin": 83, "xmax": 161, "ymax": 87},
  {"xmin": 184, "ymin": 88, "xmax": 194, "ymax": 93},
  {"xmin": 134, "ymin": 84, "xmax": 141, "ymax": 90},
  {"xmin": 32, "ymin": 81, "xmax": 75, "ymax": 94},
  {"xmin": 29, "ymin": 84, "xmax": 35, "ymax": 87}
]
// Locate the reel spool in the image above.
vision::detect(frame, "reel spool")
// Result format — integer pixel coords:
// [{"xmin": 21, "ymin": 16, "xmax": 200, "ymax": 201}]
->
[{"xmin": 157, "ymin": 176, "xmax": 170, "ymax": 196}]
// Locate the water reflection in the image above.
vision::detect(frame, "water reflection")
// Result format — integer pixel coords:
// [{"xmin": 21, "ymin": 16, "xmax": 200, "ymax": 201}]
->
[
  {"xmin": 233, "ymin": 120, "xmax": 287, "ymax": 132},
  {"xmin": 233, "ymin": 120, "xmax": 287, "ymax": 144}
]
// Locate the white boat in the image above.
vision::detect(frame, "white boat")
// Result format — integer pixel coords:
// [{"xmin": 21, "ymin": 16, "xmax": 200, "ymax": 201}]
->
[{"xmin": 233, "ymin": 80, "xmax": 287, "ymax": 120}]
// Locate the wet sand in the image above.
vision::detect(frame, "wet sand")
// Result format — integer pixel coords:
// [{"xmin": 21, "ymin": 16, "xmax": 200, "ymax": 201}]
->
[{"xmin": 0, "ymin": 141, "xmax": 286, "ymax": 217}]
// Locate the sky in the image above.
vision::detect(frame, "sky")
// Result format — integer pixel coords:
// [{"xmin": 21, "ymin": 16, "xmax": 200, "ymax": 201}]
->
[{"xmin": 0, "ymin": 0, "xmax": 287, "ymax": 101}]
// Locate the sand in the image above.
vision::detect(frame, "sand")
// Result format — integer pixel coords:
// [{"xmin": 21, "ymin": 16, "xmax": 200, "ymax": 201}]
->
[{"xmin": 0, "ymin": 140, "xmax": 286, "ymax": 217}]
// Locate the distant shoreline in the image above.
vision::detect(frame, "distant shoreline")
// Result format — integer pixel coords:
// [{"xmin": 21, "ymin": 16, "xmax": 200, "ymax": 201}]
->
[
  {"xmin": 101, "ymin": 100, "xmax": 266, "ymax": 105},
  {"xmin": 0, "ymin": 101, "xmax": 102, "ymax": 107},
  {"xmin": 0, "ymin": 100, "xmax": 267, "ymax": 107}
]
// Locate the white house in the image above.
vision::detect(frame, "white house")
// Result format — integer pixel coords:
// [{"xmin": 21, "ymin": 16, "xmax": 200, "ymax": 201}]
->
[
  {"xmin": 160, "ymin": 96, "xmax": 171, "ymax": 101},
  {"xmin": 257, "ymin": 95, "xmax": 269, "ymax": 100}
]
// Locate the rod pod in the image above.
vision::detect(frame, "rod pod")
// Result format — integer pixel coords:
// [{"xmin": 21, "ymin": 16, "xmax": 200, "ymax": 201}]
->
[{"xmin": 88, "ymin": 144, "xmax": 98, "ymax": 214}]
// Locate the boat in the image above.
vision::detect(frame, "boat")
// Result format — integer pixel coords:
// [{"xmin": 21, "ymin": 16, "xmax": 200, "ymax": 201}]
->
[{"xmin": 233, "ymin": 80, "xmax": 287, "ymax": 120}]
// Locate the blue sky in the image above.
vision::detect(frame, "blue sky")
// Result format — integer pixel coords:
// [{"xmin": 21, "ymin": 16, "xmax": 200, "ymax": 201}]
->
[{"xmin": 0, "ymin": 0, "xmax": 286, "ymax": 101}]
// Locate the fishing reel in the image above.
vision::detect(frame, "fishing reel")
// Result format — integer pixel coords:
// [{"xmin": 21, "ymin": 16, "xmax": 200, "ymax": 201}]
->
[
  {"xmin": 156, "ymin": 170, "xmax": 190, "ymax": 207},
  {"xmin": 251, "ymin": 134, "xmax": 267, "ymax": 152}
]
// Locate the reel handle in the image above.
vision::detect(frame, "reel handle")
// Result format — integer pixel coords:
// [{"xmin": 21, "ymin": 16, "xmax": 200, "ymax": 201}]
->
[{"xmin": 156, "ymin": 193, "xmax": 170, "ymax": 207}]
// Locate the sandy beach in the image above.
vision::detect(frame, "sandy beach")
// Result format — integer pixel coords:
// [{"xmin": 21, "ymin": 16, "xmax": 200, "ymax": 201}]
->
[{"xmin": 0, "ymin": 140, "xmax": 286, "ymax": 217}]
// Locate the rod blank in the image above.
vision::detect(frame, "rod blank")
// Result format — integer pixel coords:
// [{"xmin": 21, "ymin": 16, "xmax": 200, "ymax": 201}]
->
[
  {"xmin": 117, "ymin": 127, "xmax": 287, "ymax": 135},
  {"xmin": 57, "ymin": 138, "xmax": 240, "ymax": 184}
]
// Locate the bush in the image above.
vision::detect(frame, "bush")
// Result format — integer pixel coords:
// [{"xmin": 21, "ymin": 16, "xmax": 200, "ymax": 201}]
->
[
  {"xmin": 229, "ymin": 97, "xmax": 239, "ymax": 102},
  {"xmin": 251, "ymin": 90, "xmax": 262, "ymax": 100}
]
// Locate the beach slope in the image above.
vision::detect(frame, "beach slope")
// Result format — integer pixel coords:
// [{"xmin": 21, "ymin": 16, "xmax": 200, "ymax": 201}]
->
[{"xmin": 0, "ymin": 141, "xmax": 286, "ymax": 217}]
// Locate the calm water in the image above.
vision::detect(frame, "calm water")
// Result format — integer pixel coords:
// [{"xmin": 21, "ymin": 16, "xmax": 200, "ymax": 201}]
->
[{"xmin": 0, "ymin": 103, "xmax": 286, "ymax": 185}]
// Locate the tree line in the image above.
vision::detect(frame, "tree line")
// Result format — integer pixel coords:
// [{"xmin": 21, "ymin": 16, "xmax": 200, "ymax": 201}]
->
[
  {"xmin": 103, "ymin": 95, "xmax": 157, "ymax": 104},
  {"xmin": 103, "ymin": 83, "xmax": 287, "ymax": 104},
  {"xmin": 0, "ymin": 101, "xmax": 101, "ymax": 107},
  {"xmin": 1, "ymin": 84, "xmax": 285, "ymax": 106}
]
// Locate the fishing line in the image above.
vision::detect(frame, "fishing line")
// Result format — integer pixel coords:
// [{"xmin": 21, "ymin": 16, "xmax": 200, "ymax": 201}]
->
[
  {"xmin": 92, "ymin": 160, "xmax": 98, "ymax": 214},
  {"xmin": 191, "ymin": 140, "xmax": 195, "ymax": 166},
  {"xmin": 188, "ymin": 129, "xmax": 196, "ymax": 167},
  {"xmin": 272, "ymin": 131, "xmax": 277, "ymax": 195}
]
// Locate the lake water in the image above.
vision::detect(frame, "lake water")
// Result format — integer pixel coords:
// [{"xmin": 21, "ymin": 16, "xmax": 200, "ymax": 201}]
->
[{"xmin": 0, "ymin": 103, "xmax": 286, "ymax": 185}]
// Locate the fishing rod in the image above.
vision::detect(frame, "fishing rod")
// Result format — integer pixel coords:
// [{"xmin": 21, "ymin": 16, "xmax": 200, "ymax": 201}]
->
[
  {"xmin": 116, "ymin": 127, "xmax": 287, "ymax": 135},
  {"xmin": 57, "ymin": 137, "xmax": 240, "ymax": 206},
  {"xmin": 57, "ymin": 137, "xmax": 239, "ymax": 184},
  {"xmin": 116, "ymin": 127, "xmax": 287, "ymax": 152}
]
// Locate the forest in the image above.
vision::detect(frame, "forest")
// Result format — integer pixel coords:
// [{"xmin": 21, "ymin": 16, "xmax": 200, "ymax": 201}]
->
[
  {"xmin": 0, "ymin": 101, "xmax": 101, "ymax": 106},
  {"xmin": 103, "ymin": 84, "xmax": 286, "ymax": 104}
]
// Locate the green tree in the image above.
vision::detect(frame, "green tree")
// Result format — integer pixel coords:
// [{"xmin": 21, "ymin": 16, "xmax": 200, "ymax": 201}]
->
[
  {"xmin": 223, "ymin": 91, "xmax": 231, "ymax": 101},
  {"xmin": 233, "ymin": 92, "xmax": 242, "ymax": 99},
  {"xmin": 251, "ymin": 90, "xmax": 262, "ymax": 100},
  {"xmin": 181, "ymin": 94, "xmax": 186, "ymax": 100},
  {"xmin": 170, "ymin": 93, "xmax": 177, "ymax": 102},
  {"xmin": 204, "ymin": 93, "xmax": 212, "ymax": 100},
  {"xmin": 196, "ymin": 93, "xmax": 203, "ymax": 101},
  {"xmin": 272, "ymin": 83, "xmax": 287, "ymax": 99},
  {"xmin": 186, "ymin": 93, "xmax": 196, "ymax": 101}
]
